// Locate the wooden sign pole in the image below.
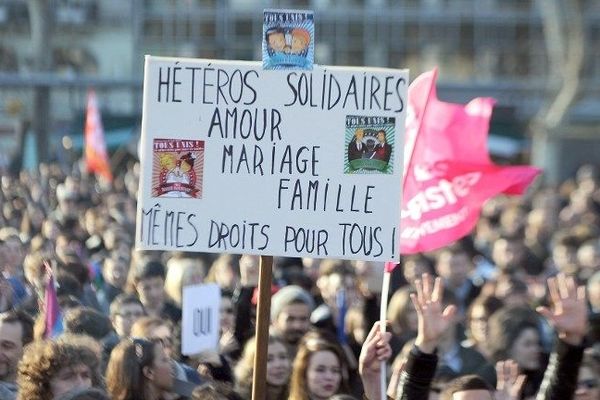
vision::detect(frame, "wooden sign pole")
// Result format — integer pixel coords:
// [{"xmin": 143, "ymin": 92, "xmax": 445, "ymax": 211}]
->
[{"xmin": 251, "ymin": 255, "xmax": 274, "ymax": 400}]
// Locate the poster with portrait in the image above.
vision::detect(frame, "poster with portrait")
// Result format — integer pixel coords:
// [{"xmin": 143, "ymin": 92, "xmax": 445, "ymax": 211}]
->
[{"xmin": 262, "ymin": 9, "xmax": 314, "ymax": 70}]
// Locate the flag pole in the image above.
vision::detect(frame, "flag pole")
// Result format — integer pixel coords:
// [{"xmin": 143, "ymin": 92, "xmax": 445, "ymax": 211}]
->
[
  {"xmin": 379, "ymin": 267, "xmax": 392, "ymax": 400},
  {"xmin": 251, "ymin": 255, "xmax": 273, "ymax": 400}
]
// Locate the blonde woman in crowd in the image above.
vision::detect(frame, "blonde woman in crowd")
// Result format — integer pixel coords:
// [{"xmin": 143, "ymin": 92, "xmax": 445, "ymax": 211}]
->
[{"xmin": 234, "ymin": 334, "xmax": 290, "ymax": 400}]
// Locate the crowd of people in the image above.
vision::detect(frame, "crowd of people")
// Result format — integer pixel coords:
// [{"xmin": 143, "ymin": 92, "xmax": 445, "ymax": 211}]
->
[{"xmin": 0, "ymin": 159, "xmax": 599, "ymax": 400}]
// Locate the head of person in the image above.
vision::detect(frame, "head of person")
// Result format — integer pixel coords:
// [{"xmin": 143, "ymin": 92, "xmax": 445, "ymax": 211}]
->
[
  {"xmin": 465, "ymin": 295, "xmax": 503, "ymax": 347},
  {"xmin": 266, "ymin": 28, "xmax": 286, "ymax": 52},
  {"xmin": 291, "ymin": 28, "xmax": 310, "ymax": 53},
  {"xmin": 316, "ymin": 260, "xmax": 359, "ymax": 309},
  {"xmin": 376, "ymin": 130, "xmax": 386, "ymax": 144},
  {"xmin": 487, "ymin": 306, "xmax": 541, "ymax": 371},
  {"xmin": 493, "ymin": 275, "xmax": 530, "ymax": 307},
  {"xmin": 191, "ymin": 381, "xmax": 243, "ymax": 400},
  {"xmin": 491, "ymin": 234, "xmax": 528, "ymax": 274},
  {"xmin": 131, "ymin": 261, "xmax": 167, "ymax": 311},
  {"xmin": 402, "ymin": 255, "xmax": 435, "ymax": 288},
  {"xmin": 130, "ymin": 316, "xmax": 174, "ymax": 359},
  {"xmin": 551, "ymin": 234, "xmax": 581, "ymax": 275},
  {"xmin": 55, "ymin": 233, "xmax": 84, "ymax": 266},
  {"xmin": 56, "ymin": 183, "xmax": 79, "ymax": 219},
  {"xmin": 435, "ymin": 243, "xmax": 473, "ymax": 289},
  {"xmin": 102, "ymin": 255, "xmax": 129, "ymax": 290},
  {"xmin": 525, "ymin": 208, "xmax": 556, "ymax": 246},
  {"xmin": 575, "ymin": 351, "xmax": 600, "ymax": 400},
  {"xmin": 354, "ymin": 129, "xmax": 364, "ymax": 142},
  {"xmin": 0, "ymin": 229, "xmax": 24, "ymax": 274},
  {"xmin": 164, "ymin": 254, "xmax": 207, "ymax": 306},
  {"xmin": 587, "ymin": 271, "xmax": 600, "ymax": 312},
  {"xmin": 499, "ymin": 205, "xmax": 527, "ymax": 236},
  {"xmin": 63, "ymin": 307, "xmax": 113, "ymax": 341},
  {"xmin": 206, "ymin": 254, "xmax": 239, "ymax": 291},
  {"xmin": 17, "ymin": 335, "xmax": 102, "ymax": 400},
  {"xmin": 0, "ymin": 310, "xmax": 34, "ymax": 383},
  {"xmin": 55, "ymin": 387, "xmax": 110, "ymax": 400},
  {"xmin": 109, "ymin": 294, "xmax": 145, "ymax": 338},
  {"xmin": 220, "ymin": 290, "xmax": 235, "ymax": 334},
  {"xmin": 577, "ymin": 239, "xmax": 600, "ymax": 273},
  {"xmin": 271, "ymin": 285, "xmax": 315, "ymax": 346},
  {"xmin": 439, "ymin": 375, "xmax": 494, "ymax": 400},
  {"xmin": 106, "ymin": 338, "xmax": 173, "ymax": 400},
  {"xmin": 387, "ymin": 286, "xmax": 418, "ymax": 337},
  {"xmin": 234, "ymin": 335, "xmax": 290, "ymax": 397},
  {"xmin": 289, "ymin": 330, "xmax": 349, "ymax": 400}
]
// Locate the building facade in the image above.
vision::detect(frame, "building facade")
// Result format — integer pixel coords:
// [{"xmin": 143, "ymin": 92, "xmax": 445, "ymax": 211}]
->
[{"xmin": 0, "ymin": 0, "xmax": 599, "ymax": 171}]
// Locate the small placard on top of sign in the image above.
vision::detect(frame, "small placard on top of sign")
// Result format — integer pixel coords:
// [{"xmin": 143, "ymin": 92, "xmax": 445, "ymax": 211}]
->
[{"xmin": 262, "ymin": 9, "xmax": 314, "ymax": 70}]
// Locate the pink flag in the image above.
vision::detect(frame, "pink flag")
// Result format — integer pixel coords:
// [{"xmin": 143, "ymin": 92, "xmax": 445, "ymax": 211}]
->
[
  {"xmin": 85, "ymin": 89, "xmax": 113, "ymax": 182},
  {"xmin": 400, "ymin": 70, "xmax": 541, "ymax": 254},
  {"xmin": 43, "ymin": 261, "xmax": 63, "ymax": 338}
]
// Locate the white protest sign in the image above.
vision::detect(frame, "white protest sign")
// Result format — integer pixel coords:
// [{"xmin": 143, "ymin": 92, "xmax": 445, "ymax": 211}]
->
[
  {"xmin": 181, "ymin": 283, "xmax": 221, "ymax": 356},
  {"xmin": 136, "ymin": 56, "xmax": 408, "ymax": 261}
]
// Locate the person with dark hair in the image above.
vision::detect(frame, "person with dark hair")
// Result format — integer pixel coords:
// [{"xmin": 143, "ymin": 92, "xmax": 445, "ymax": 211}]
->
[
  {"xmin": 0, "ymin": 310, "xmax": 34, "ymax": 398},
  {"xmin": 191, "ymin": 381, "xmax": 243, "ymax": 400},
  {"xmin": 17, "ymin": 335, "xmax": 103, "ymax": 400},
  {"xmin": 106, "ymin": 338, "xmax": 174, "ymax": 400},
  {"xmin": 271, "ymin": 285, "xmax": 315, "ymax": 358},
  {"xmin": 96, "ymin": 255, "xmax": 129, "ymax": 312},
  {"xmin": 462, "ymin": 294, "xmax": 503, "ymax": 360},
  {"xmin": 439, "ymin": 374, "xmax": 495, "ymax": 400},
  {"xmin": 131, "ymin": 316, "xmax": 203, "ymax": 386},
  {"xmin": 63, "ymin": 306, "xmax": 114, "ymax": 340},
  {"xmin": 435, "ymin": 243, "xmax": 482, "ymax": 317},
  {"xmin": 56, "ymin": 387, "xmax": 110, "ymax": 400},
  {"xmin": 109, "ymin": 294, "xmax": 145, "ymax": 339},
  {"xmin": 575, "ymin": 351, "xmax": 600, "ymax": 400},
  {"xmin": 130, "ymin": 260, "xmax": 181, "ymax": 324},
  {"xmin": 487, "ymin": 306, "xmax": 542, "ymax": 366}
]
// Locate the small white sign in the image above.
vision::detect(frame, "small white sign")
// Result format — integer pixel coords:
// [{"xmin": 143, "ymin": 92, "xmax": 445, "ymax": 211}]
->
[{"xmin": 181, "ymin": 283, "xmax": 221, "ymax": 355}]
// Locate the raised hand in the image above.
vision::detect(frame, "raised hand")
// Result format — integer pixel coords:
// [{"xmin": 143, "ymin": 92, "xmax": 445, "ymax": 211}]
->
[
  {"xmin": 495, "ymin": 359, "xmax": 526, "ymax": 400},
  {"xmin": 411, "ymin": 274, "xmax": 457, "ymax": 354},
  {"xmin": 359, "ymin": 320, "xmax": 392, "ymax": 400},
  {"xmin": 359, "ymin": 320, "xmax": 392, "ymax": 376},
  {"xmin": 536, "ymin": 273, "xmax": 588, "ymax": 345}
]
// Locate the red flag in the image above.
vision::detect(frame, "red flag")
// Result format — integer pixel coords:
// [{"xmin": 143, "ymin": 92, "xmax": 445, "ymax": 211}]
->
[
  {"xmin": 85, "ymin": 90, "xmax": 113, "ymax": 182},
  {"xmin": 400, "ymin": 70, "xmax": 541, "ymax": 254}
]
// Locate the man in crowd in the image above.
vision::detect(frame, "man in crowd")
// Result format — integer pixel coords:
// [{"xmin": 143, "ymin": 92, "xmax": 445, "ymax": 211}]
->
[
  {"xmin": 270, "ymin": 285, "xmax": 314, "ymax": 358},
  {"xmin": 131, "ymin": 260, "xmax": 181, "ymax": 324},
  {"xmin": 435, "ymin": 243, "xmax": 482, "ymax": 317},
  {"xmin": 0, "ymin": 310, "xmax": 34, "ymax": 399}
]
